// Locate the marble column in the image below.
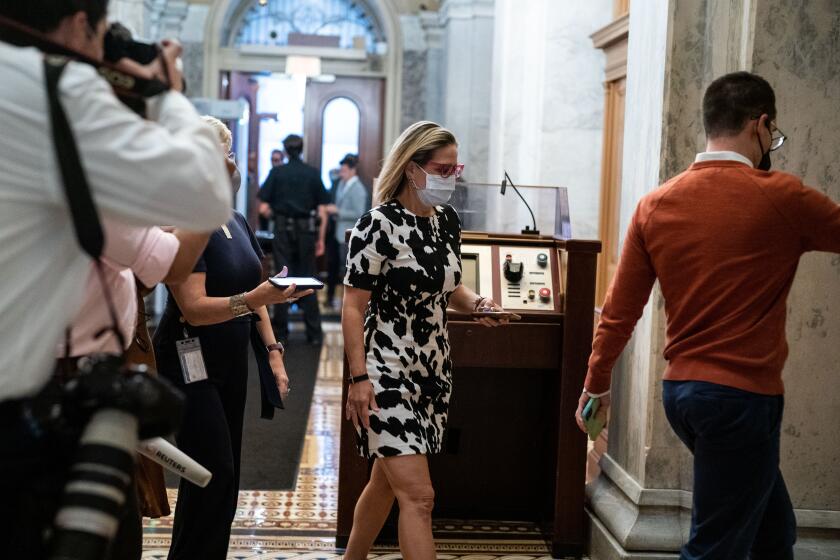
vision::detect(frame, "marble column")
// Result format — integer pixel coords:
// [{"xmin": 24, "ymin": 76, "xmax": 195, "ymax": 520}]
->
[
  {"xmin": 419, "ymin": 10, "xmax": 445, "ymax": 126},
  {"xmin": 178, "ymin": 4, "xmax": 211, "ymax": 97},
  {"xmin": 398, "ymin": 14, "xmax": 428, "ymax": 131},
  {"xmin": 398, "ymin": 9, "xmax": 445, "ymax": 132},
  {"xmin": 152, "ymin": 0, "xmax": 190, "ymax": 41},
  {"xmin": 439, "ymin": 0, "xmax": 495, "ymax": 184},
  {"xmin": 587, "ymin": 2, "xmax": 686, "ymax": 554},
  {"xmin": 587, "ymin": 1, "xmax": 840, "ymax": 558}
]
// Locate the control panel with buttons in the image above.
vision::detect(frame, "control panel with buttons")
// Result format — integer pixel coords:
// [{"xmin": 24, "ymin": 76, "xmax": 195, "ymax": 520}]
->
[{"xmin": 499, "ymin": 247, "xmax": 556, "ymax": 311}]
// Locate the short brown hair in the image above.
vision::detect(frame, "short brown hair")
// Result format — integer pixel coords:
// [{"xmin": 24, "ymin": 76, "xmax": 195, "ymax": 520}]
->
[{"xmin": 703, "ymin": 72, "xmax": 776, "ymax": 138}]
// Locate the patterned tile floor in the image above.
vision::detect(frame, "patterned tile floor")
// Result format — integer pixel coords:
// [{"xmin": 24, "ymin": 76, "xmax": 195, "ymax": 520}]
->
[{"xmin": 142, "ymin": 323, "xmax": 557, "ymax": 559}]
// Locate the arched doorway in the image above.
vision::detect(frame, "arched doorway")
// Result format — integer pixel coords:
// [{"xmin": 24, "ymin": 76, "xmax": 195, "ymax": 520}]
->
[
  {"xmin": 204, "ymin": 0, "xmax": 395, "ymax": 229},
  {"xmin": 202, "ymin": 0, "xmax": 402, "ymax": 160}
]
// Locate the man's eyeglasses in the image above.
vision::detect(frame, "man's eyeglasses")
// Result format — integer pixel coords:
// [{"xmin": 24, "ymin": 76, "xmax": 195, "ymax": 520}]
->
[
  {"xmin": 753, "ymin": 117, "xmax": 787, "ymax": 152},
  {"xmin": 428, "ymin": 162, "xmax": 465, "ymax": 179},
  {"xmin": 769, "ymin": 125, "xmax": 786, "ymax": 152}
]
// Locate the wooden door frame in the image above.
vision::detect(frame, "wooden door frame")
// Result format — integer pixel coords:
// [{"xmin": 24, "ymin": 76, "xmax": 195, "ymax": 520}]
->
[{"xmin": 591, "ymin": 13, "xmax": 630, "ymax": 308}]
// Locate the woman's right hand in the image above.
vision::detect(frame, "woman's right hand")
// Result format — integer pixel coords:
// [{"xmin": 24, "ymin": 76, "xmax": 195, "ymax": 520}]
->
[
  {"xmin": 245, "ymin": 267, "xmax": 314, "ymax": 309},
  {"xmin": 346, "ymin": 381, "xmax": 379, "ymax": 430}
]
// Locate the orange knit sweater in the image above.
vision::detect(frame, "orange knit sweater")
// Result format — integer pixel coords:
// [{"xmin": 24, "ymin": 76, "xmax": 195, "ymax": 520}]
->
[{"xmin": 585, "ymin": 160, "xmax": 840, "ymax": 396}]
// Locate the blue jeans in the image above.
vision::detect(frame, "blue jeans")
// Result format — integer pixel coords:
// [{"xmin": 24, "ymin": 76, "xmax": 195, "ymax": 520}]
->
[{"xmin": 663, "ymin": 381, "xmax": 796, "ymax": 560}]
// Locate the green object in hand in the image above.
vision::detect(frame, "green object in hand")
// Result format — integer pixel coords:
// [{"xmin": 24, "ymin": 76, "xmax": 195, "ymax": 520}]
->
[{"xmin": 582, "ymin": 397, "xmax": 605, "ymax": 441}]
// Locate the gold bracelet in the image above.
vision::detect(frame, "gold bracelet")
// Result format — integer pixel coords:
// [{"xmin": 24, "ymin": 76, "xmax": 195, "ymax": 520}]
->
[{"xmin": 229, "ymin": 292, "xmax": 252, "ymax": 317}]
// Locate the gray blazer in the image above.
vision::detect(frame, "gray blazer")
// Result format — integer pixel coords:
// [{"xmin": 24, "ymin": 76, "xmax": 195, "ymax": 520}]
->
[{"xmin": 334, "ymin": 175, "xmax": 368, "ymax": 243}]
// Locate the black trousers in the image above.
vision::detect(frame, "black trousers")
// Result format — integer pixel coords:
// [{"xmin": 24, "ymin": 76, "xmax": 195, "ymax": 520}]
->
[
  {"xmin": 0, "ymin": 399, "xmax": 142, "ymax": 559},
  {"xmin": 663, "ymin": 380, "xmax": 796, "ymax": 560},
  {"xmin": 167, "ymin": 373, "xmax": 248, "ymax": 560},
  {"xmin": 272, "ymin": 228, "xmax": 322, "ymax": 341}
]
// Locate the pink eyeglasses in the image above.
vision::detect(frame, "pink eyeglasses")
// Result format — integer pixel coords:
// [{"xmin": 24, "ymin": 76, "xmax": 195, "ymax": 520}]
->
[{"xmin": 427, "ymin": 161, "xmax": 465, "ymax": 179}]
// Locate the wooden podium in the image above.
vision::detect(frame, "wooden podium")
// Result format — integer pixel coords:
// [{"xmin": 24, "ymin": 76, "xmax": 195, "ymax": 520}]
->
[{"xmin": 336, "ymin": 232, "xmax": 601, "ymax": 558}]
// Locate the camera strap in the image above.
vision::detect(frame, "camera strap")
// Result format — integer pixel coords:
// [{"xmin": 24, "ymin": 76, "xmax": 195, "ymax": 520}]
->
[
  {"xmin": 0, "ymin": 15, "xmax": 168, "ymax": 118},
  {"xmin": 44, "ymin": 58, "xmax": 127, "ymax": 352}
]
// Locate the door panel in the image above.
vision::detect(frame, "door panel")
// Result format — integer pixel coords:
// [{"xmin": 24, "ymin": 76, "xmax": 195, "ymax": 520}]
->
[
  {"xmin": 595, "ymin": 77, "xmax": 627, "ymax": 308},
  {"xmin": 227, "ymin": 72, "xmax": 262, "ymax": 229},
  {"xmin": 304, "ymin": 77, "xmax": 385, "ymax": 196}
]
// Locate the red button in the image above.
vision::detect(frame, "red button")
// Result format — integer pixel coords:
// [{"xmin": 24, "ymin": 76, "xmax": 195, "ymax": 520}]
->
[{"xmin": 539, "ymin": 288, "xmax": 551, "ymax": 302}]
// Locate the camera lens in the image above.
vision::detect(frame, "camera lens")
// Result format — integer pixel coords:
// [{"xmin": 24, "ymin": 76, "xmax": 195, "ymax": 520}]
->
[{"xmin": 49, "ymin": 409, "xmax": 138, "ymax": 560}]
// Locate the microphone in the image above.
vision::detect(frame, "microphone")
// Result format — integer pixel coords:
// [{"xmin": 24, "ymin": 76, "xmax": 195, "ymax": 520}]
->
[
  {"xmin": 137, "ymin": 438, "xmax": 213, "ymax": 488},
  {"xmin": 501, "ymin": 171, "xmax": 539, "ymax": 236}
]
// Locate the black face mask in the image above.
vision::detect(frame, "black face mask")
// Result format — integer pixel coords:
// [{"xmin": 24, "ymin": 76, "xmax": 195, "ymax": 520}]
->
[{"xmin": 756, "ymin": 122, "xmax": 772, "ymax": 171}]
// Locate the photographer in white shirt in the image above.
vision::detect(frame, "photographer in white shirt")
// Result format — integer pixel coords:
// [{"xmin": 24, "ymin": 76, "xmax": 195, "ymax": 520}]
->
[{"xmin": 0, "ymin": 1, "xmax": 232, "ymax": 556}]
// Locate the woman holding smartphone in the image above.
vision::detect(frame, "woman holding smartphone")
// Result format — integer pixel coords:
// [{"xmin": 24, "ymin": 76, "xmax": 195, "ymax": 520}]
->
[
  {"xmin": 153, "ymin": 117, "xmax": 312, "ymax": 560},
  {"xmin": 341, "ymin": 121, "xmax": 508, "ymax": 560}
]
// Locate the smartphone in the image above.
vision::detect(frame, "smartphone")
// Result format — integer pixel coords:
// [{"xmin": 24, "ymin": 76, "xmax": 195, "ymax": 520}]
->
[
  {"xmin": 470, "ymin": 311, "xmax": 522, "ymax": 321},
  {"xmin": 269, "ymin": 277, "xmax": 325, "ymax": 290},
  {"xmin": 582, "ymin": 397, "xmax": 605, "ymax": 441}
]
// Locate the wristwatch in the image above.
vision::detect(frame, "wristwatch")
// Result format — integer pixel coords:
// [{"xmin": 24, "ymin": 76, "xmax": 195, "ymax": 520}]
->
[
  {"xmin": 266, "ymin": 342, "xmax": 285, "ymax": 355},
  {"xmin": 348, "ymin": 373, "xmax": 370, "ymax": 384}
]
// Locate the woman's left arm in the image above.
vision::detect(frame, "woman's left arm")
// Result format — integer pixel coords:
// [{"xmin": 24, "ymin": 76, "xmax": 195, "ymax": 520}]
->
[
  {"xmin": 449, "ymin": 284, "xmax": 507, "ymax": 327},
  {"xmin": 255, "ymin": 305, "xmax": 289, "ymax": 397}
]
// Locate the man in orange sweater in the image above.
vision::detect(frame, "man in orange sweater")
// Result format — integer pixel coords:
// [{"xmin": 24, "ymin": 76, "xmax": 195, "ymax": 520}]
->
[{"xmin": 576, "ymin": 72, "xmax": 840, "ymax": 559}]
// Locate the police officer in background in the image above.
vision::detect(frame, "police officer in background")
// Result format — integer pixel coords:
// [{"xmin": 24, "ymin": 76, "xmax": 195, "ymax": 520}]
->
[{"xmin": 259, "ymin": 134, "xmax": 328, "ymax": 344}]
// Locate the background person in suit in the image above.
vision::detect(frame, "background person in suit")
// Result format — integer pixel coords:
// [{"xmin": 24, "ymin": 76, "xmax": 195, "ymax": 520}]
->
[{"xmin": 325, "ymin": 154, "xmax": 369, "ymax": 308}]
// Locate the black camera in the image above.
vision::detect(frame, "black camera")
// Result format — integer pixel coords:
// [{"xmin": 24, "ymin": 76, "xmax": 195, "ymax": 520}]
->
[
  {"xmin": 61, "ymin": 355, "xmax": 184, "ymax": 440},
  {"xmin": 48, "ymin": 355, "xmax": 184, "ymax": 560},
  {"xmin": 103, "ymin": 23, "xmax": 159, "ymax": 65}
]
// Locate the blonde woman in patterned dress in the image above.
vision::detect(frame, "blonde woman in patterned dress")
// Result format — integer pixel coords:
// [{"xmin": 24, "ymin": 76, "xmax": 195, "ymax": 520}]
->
[{"xmin": 341, "ymin": 122, "xmax": 508, "ymax": 560}]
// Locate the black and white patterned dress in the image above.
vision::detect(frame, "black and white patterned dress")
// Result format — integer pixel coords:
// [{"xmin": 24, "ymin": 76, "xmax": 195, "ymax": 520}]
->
[{"xmin": 344, "ymin": 200, "xmax": 462, "ymax": 458}]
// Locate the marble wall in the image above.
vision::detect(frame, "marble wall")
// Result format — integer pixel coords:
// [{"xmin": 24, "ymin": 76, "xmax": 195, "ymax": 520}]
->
[
  {"xmin": 400, "ymin": 50, "xmax": 428, "ymax": 131},
  {"xmin": 486, "ymin": 0, "xmax": 610, "ymax": 239},
  {"xmin": 439, "ymin": 0, "xmax": 495, "ymax": 184},
  {"xmin": 751, "ymin": 0, "xmax": 840, "ymax": 513},
  {"xmin": 399, "ymin": 12, "xmax": 445, "ymax": 133},
  {"xmin": 108, "ymin": 1, "xmax": 205, "ymax": 94},
  {"xmin": 109, "ymin": 0, "xmax": 150, "ymax": 38},
  {"xmin": 538, "ymin": 2, "xmax": 612, "ymax": 239}
]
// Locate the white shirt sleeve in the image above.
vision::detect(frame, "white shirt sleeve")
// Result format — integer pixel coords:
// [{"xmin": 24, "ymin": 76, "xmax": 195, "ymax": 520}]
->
[{"xmin": 58, "ymin": 62, "xmax": 231, "ymax": 231}]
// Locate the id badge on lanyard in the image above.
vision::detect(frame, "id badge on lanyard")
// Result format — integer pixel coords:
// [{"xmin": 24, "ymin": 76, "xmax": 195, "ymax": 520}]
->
[{"xmin": 176, "ymin": 327, "xmax": 208, "ymax": 384}]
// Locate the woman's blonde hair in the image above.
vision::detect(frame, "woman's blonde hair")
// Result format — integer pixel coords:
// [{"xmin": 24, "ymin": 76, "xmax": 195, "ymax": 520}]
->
[
  {"xmin": 201, "ymin": 115, "xmax": 233, "ymax": 153},
  {"xmin": 375, "ymin": 121, "xmax": 457, "ymax": 204}
]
